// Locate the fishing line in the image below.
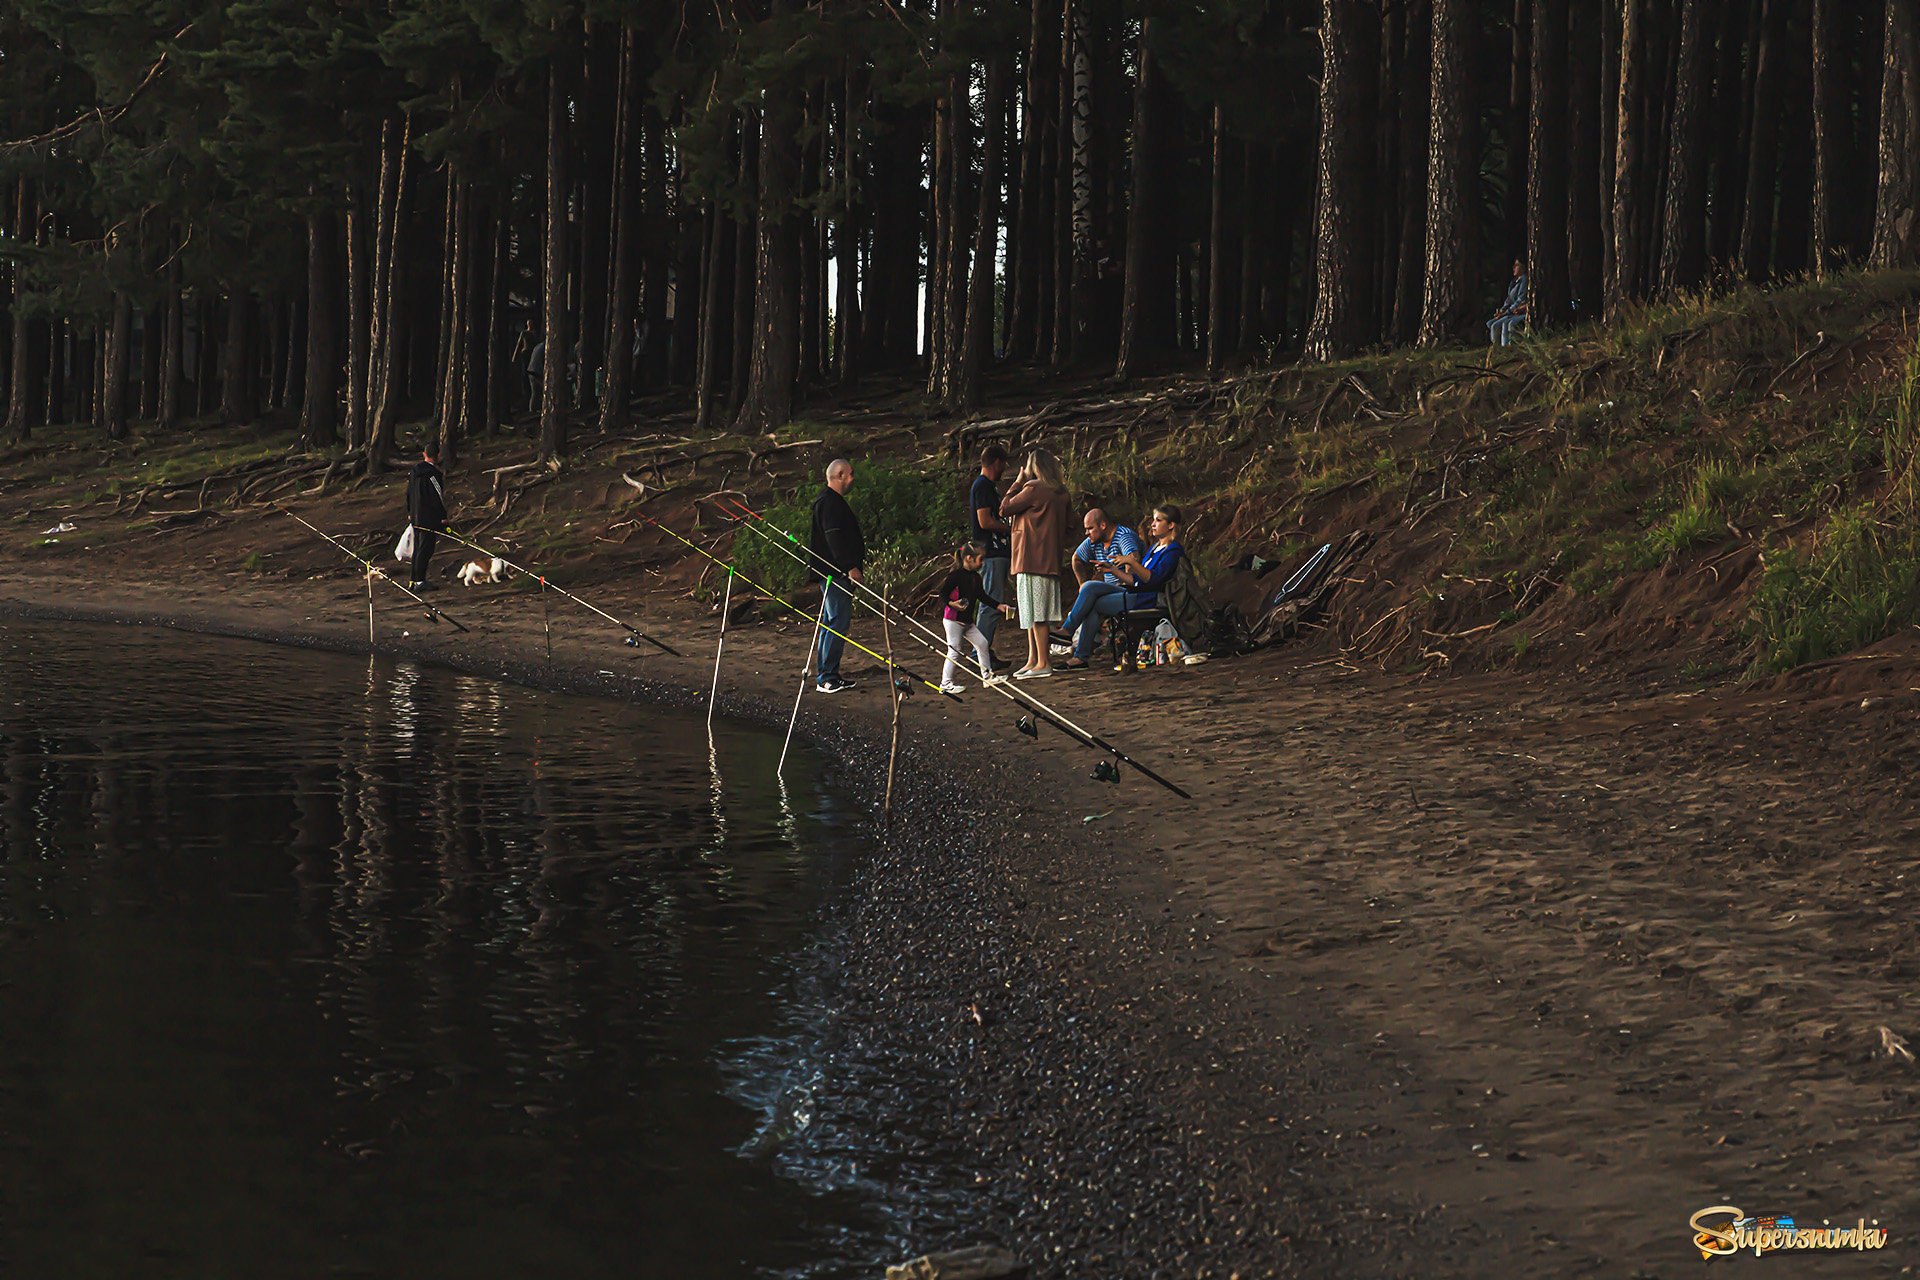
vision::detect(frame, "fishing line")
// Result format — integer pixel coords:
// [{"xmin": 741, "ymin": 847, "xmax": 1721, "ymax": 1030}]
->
[
  {"xmin": 432, "ymin": 525, "xmax": 680, "ymax": 656},
  {"xmin": 274, "ymin": 504, "xmax": 470, "ymax": 634},
  {"xmin": 716, "ymin": 499, "xmax": 1191, "ymax": 800},
  {"xmin": 638, "ymin": 514, "xmax": 957, "ymax": 702}
]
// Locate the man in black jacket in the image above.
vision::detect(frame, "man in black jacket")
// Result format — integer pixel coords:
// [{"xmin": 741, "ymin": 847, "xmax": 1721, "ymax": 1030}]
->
[
  {"xmin": 806, "ymin": 458, "xmax": 865, "ymax": 693},
  {"xmin": 405, "ymin": 441, "xmax": 448, "ymax": 589}
]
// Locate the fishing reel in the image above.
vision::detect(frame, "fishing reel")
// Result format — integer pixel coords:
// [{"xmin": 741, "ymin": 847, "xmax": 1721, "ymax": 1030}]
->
[
  {"xmin": 1015, "ymin": 716, "xmax": 1038, "ymax": 739},
  {"xmin": 894, "ymin": 677, "xmax": 913, "ymax": 697},
  {"xmin": 1091, "ymin": 760, "xmax": 1121, "ymax": 783},
  {"xmin": 624, "ymin": 634, "xmax": 642, "ymax": 647}
]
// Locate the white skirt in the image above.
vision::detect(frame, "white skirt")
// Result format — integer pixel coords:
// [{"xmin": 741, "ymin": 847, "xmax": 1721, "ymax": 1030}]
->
[{"xmin": 1015, "ymin": 573, "xmax": 1064, "ymax": 628}]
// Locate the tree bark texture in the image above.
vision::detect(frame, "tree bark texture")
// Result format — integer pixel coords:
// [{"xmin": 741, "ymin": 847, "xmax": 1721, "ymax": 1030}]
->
[
  {"xmin": 1419, "ymin": 0, "xmax": 1478, "ymax": 345},
  {"xmin": 1306, "ymin": 0, "xmax": 1381, "ymax": 361}
]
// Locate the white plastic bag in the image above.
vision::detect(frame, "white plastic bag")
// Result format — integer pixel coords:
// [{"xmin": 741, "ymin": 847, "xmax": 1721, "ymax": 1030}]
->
[{"xmin": 394, "ymin": 525, "xmax": 415, "ymax": 563}]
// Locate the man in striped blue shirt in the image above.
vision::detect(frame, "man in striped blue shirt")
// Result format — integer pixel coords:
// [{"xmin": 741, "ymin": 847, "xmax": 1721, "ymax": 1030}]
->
[{"xmin": 1061, "ymin": 509, "xmax": 1143, "ymax": 668}]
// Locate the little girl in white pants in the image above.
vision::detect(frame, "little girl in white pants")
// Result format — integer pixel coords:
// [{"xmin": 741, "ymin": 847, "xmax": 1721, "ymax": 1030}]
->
[{"xmin": 936, "ymin": 542, "xmax": 1005, "ymax": 693}]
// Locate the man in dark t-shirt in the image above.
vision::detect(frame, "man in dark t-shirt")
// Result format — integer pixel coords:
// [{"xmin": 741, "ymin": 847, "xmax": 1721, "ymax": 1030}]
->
[
  {"xmin": 968, "ymin": 445, "xmax": 1011, "ymax": 665},
  {"xmin": 405, "ymin": 441, "xmax": 448, "ymax": 589}
]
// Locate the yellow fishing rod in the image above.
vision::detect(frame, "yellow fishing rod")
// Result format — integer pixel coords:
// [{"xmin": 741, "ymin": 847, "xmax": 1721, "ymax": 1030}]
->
[
  {"xmin": 431, "ymin": 525, "xmax": 680, "ymax": 656},
  {"xmin": 639, "ymin": 514, "xmax": 959, "ymax": 702},
  {"xmin": 275, "ymin": 504, "xmax": 470, "ymax": 634}
]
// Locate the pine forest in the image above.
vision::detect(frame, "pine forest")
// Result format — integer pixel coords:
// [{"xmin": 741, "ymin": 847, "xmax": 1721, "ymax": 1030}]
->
[{"xmin": 0, "ymin": 0, "xmax": 1915, "ymax": 467}]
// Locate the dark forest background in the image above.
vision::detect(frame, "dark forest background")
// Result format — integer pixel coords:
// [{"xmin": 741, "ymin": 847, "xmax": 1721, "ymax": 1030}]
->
[{"xmin": 1, "ymin": 0, "xmax": 1916, "ymax": 470}]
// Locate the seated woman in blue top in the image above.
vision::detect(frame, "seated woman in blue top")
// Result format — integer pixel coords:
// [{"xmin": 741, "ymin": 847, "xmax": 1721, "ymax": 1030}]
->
[{"xmin": 1058, "ymin": 504, "xmax": 1184, "ymax": 670}]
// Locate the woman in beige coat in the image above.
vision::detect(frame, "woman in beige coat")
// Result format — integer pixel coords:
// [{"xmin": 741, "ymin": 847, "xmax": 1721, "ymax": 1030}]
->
[{"xmin": 998, "ymin": 447, "xmax": 1073, "ymax": 678}]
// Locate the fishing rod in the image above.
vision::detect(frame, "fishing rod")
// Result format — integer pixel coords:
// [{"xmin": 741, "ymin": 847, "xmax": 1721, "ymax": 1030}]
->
[
  {"xmin": 432, "ymin": 525, "xmax": 680, "ymax": 656},
  {"xmin": 718, "ymin": 496, "xmax": 953, "ymax": 652},
  {"xmin": 717, "ymin": 498, "xmax": 1192, "ymax": 800},
  {"xmin": 275, "ymin": 504, "xmax": 470, "ymax": 634},
  {"xmin": 638, "ymin": 513, "xmax": 959, "ymax": 703}
]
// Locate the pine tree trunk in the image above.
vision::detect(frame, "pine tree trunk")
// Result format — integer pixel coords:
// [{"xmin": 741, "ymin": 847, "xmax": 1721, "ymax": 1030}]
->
[
  {"xmin": 1116, "ymin": 19, "xmax": 1171, "ymax": 379},
  {"xmin": 1419, "ymin": 0, "xmax": 1477, "ymax": 346},
  {"xmin": 370, "ymin": 116, "xmax": 413, "ymax": 474},
  {"xmin": 1810, "ymin": 0, "xmax": 1838, "ymax": 273},
  {"xmin": 1389, "ymin": 1, "xmax": 1432, "ymax": 343},
  {"xmin": 576, "ymin": 27, "xmax": 616, "ymax": 415},
  {"xmin": 1506, "ymin": 0, "xmax": 1533, "ymax": 258},
  {"xmin": 1740, "ymin": 0, "xmax": 1789, "ymax": 278},
  {"xmin": 1609, "ymin": 0, "xmax": 1648, "ymax": 314},
  {"xmin": 138, "ymin": 304, "xmax": 161, "ymax": 420},
  {"xmin": 1872, "ymin": 0, "xmax": 1920, "ymax": 268},
  {"xmin": 538, "ymin": 54, "xmax": 572, "ymax": 463},
  {"xmin": 103, "ymin": 292, "xmax": 131, "ymax": 441},
  {"xmin": 1306, "ymin": 0, "xmax": 1381, "ymax": 360},
  {"xmin": 1207, "ymin": 104, "xmax": 1229, "ymax": 373},
  {"xmin": 158, "ymin": 266, "xmax": 181, "ymax": 431},
  {"xmin": 926, "ymin": 64, "xmax": 956, "ymax": 397},
  {"xmin": 1010, "ymin": 0, "xmax": 1058, "ymax": 361},
  {"xmin": 1773, "ymin": 20, "xmax": 1814, "ymax": 278},
  {"xmin": 5, "ymin": 179, "xmax": 31, "ymax": 439},
  {"xmin": 266, "ymin": 298, "xmax": 287, "ymax": 413},
  {"xmin": 1658, "ymin": 0, "xmax": 1713, "ymax": 293},
  {"xmin": 735, "ymin": 61, "xmax": 803, "ymax": 434},
  {"xmin": 345, "ymin": 182, "xmax": 369, "ymax": 449},
  {"xmin": 600, "ymin": 25, "xmax": 640, "ymax": 434},
  {"xmin": 694, "ymin": 204, "xmax": 724, "ymax": 433},
  {"xmin": 437, "ymin": 175, "xmax": 469, "ymax": 465},
  {"xmin": 1065, "ymin": 0, "xmax": 1097, "ymax": 361},
  {"xmin": 481, "ymin": 188, "xmax": 508, "ymax": 435},
  {"xmin": 428, "ymin": 172, "xmax": 454, "ymax": 436},
  {"xmin": 726, "ymin": 127, "xmax": 757, "ymax": 417},
  {"xmin": 957, "ymin": 54, "xmax": 1010, "ymax": 410},
  {"xmin": 220, "ymin": 293, "xmax": 252, "ymax": 424},
  {"xmin": 284, "ymin": 288, "xmax": 306, "ymax": 414},
  {"xmin": 1237, "ymin": 143, "xmax": 1262, "ymax": 351},
  {"xmin": 1568, "ymin": 0, "xmax": 1604, "ymax": 317},
  {"xmin": 1050, "ymin": 0, "xmax": 1075, "ymax": 364},
  {"xmin": 301, "ymin": 211, "xmax": 341, "ymax": 448},
  {"xmin": 834, "ymin": 62, "xmax": 863, "ymax": 382},
  {"xmin": 1526, "ymin": 0, "xmax": 1572, "ymax": 329},
  {"xmin": 641, "ymin": 107, "xmax": 671, "ymax": 389}
]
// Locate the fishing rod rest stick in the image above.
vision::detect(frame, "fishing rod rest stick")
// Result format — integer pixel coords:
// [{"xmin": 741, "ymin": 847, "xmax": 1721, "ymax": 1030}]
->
[
  {"xmin": 777, "ymin": 585, "xmax": 832, "ymax": 777},
  {"xmin": 708, "ymin": 569, "xmax": 732, "ymax": 732}
]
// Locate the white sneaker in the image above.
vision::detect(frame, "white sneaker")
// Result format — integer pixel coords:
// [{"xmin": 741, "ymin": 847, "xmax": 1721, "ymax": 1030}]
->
[
  {"xmin": 938, "ymin": 681, "xmax": 966, "ymax": 695},
  {"xmin": 981, "ymin": 673, "xmax": 1007, "ymax": 686}
]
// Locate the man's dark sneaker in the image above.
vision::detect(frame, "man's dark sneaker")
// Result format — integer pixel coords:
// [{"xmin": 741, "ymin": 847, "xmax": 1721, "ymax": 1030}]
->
[
  {"xmin": 816, "ymin": 676, "xmax": 853, "ymax": 694},
  {"xmin": 407, "ymin": 581, "xmax": 427, "ymax": 590}
]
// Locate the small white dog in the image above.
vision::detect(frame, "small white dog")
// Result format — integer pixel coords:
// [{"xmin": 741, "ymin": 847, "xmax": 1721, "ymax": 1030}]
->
[{"xmin": 456, "ymin": 557, "xmax": 509, "ymax": 586}]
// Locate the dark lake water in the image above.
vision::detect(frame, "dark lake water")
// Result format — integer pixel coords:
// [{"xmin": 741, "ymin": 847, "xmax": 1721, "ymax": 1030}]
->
[{"xmin": 0, "ymin": 621, "xmax": 954, "ymax": 1279}]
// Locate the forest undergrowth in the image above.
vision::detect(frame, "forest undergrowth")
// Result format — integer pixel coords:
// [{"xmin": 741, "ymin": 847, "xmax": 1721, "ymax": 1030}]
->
[
  {"xmin": 9, "ymin": 269, "xmax": 1920, "ymax": 684},
  {"xmin": 1049, "ymin": 266, "xmax": 1920, "ymax": 677}
]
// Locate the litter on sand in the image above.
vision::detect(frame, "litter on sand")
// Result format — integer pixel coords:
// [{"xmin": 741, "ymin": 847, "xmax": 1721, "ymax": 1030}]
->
[
  {"xmin": 39, "ymin": 521, "xmax": 76, "ymax": 536},
  {"xmin": 1082, "ymin": 811, "xmax": 1114, "ymax": 824}
]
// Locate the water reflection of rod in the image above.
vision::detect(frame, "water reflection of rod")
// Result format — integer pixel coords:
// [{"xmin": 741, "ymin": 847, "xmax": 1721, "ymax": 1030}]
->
[
  {"xmin": 274, "ymin": 504, "xmax": 469, "ymax": 633},
  {"xmin": 718, "ymin": 500, "xmax": 1193, "ymax": 800},
  {"xmin": 432, "ymin": 526, "xmax": 679, "ymax": 656}
]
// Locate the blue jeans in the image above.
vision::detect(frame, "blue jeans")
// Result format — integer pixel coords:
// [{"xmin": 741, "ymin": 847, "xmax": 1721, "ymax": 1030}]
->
[
  {"xmin": 815, "ymin": 579, "xmax": 852, "ymax": 681},
  {"xmin": 1488, "ymin": 315, "xmax": 1527, "ymax": 346},
  {"xmin": 1064, "ymin": 581, "xmax": 1135, "ymax": 660},
  {"xmin": 978, "ymin": 556, "xmax": 1010, "ymax": 649}
]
